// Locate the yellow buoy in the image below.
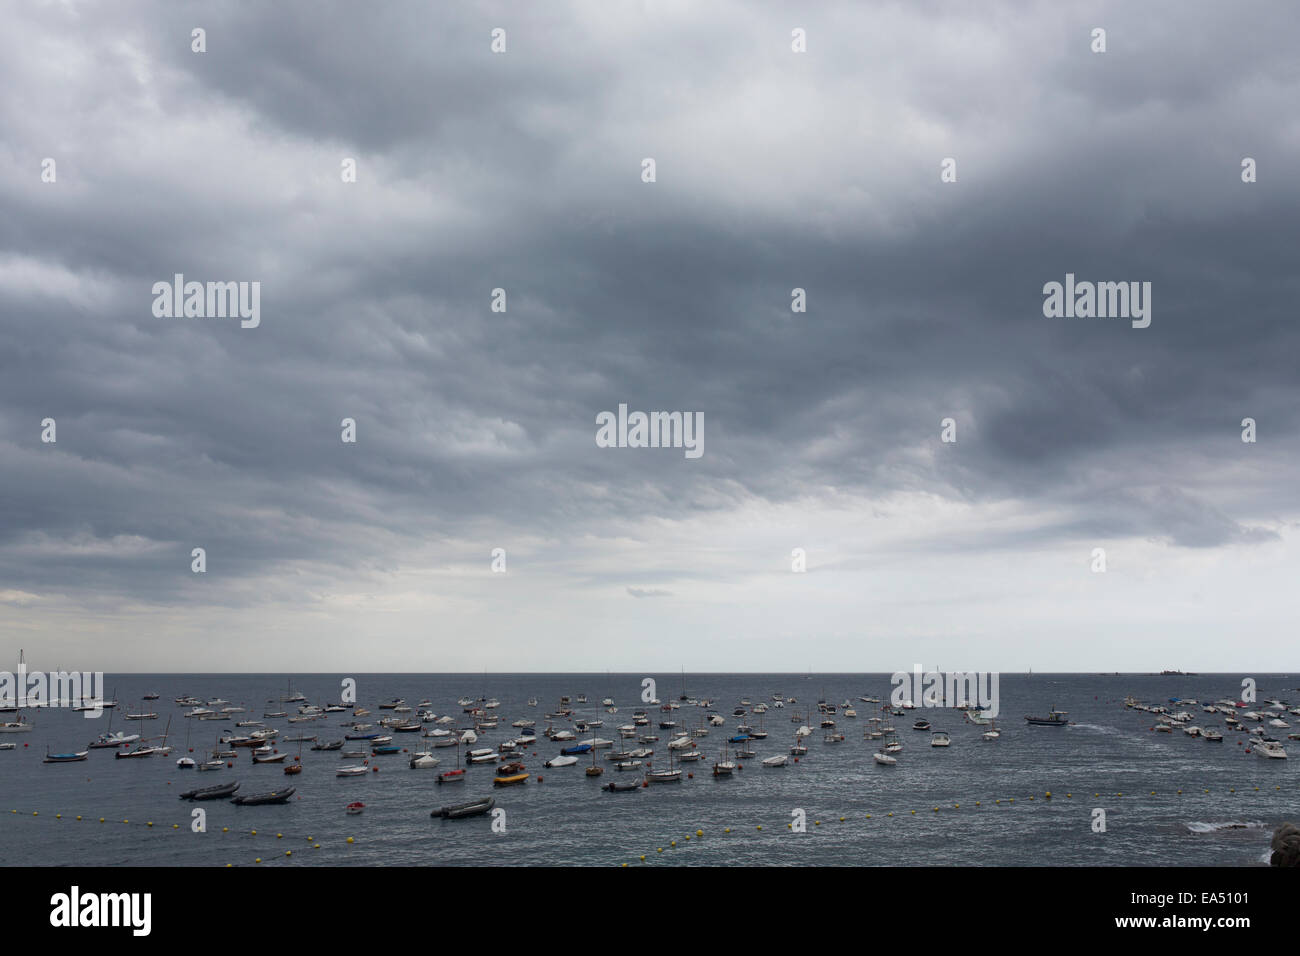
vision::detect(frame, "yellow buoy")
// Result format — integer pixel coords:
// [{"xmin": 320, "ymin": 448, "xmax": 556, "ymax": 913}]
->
[
  {"xmin": 696, "ymin": 829, "xmax": 703, "ymax": 837},
  {"xmin": 346, "ymin": 836, "xmax": 354, "ymax": 844}
]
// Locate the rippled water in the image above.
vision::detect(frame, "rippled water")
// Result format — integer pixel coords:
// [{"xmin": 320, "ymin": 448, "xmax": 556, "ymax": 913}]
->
[{"xmin": 1, "ymin": 673, "xmax": 1294, "ymax": 866}]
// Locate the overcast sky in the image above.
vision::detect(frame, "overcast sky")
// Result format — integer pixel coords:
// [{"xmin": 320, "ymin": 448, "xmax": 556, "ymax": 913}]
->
[{"xmin": 1, "ymin": 0, "xmax": 1297, "ymax": 673}]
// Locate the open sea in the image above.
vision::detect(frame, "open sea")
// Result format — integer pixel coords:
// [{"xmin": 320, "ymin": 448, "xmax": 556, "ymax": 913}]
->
[{"xmin": 1, "ymin": 673, "xmax": 1295, "ymax": 867}]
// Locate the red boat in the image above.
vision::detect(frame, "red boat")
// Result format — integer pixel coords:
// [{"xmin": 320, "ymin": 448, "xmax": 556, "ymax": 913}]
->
[
  {"xmin": 437, "ymin": 768, "xmax": 466, "ymax": 784},
  {"xmin": 345, "ymin": 802, "xmax": 365, "ymax": 815}
]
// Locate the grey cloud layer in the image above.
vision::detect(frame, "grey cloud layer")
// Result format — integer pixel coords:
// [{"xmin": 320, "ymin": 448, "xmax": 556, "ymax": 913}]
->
[{"xmin": 1, "ymin": 1, "xmax": 1296, "ymax": 664}]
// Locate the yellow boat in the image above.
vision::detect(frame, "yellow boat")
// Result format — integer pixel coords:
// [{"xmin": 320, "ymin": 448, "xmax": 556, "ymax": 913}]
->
[{"xmin": 493, "ymin": 772, "xmax": 530, "ymax": 787}]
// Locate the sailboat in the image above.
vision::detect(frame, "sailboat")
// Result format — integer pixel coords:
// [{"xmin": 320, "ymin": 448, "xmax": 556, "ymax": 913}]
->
[
  {"xmin": 586, "ymin": 743, "xmax": 604, "ymax": 777},
  {"xmin": 645, "ymin": 745, "xmax": 682, "ymax": 784},
  {"xmin": 679, "ymin": 667, "xmax": 688, "ymax": 702},
  {"xmin": 0, "ymin": 650, "xmax": 33, "ymax": 731},
  {"xmin": 285, "ymin": 733, "xmax": 305, "ymax": 774},
  {"xmin": 713, "ymin": 739, "xmax": 736, "ymax": 777},
  {"xmin": 176, "ymin": 718, "xmax": 196, "ymax": 768},
  {"xmin": 437, "ymin": 738, "xmax": 466, "ymax": 784},
  {"xmin": 90, "ymin": 702, "xmax": 138, "ymax": 749}
]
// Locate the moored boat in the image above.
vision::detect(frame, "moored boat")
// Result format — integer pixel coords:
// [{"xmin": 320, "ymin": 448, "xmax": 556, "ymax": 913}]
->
[{"xmin": 432, "ymin": 796, "xmax": 495, "ymax": 819}]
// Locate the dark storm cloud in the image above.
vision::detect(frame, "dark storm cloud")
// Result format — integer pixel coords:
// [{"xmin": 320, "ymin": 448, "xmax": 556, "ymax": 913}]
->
[{"xmin": 0, "ymin": 0, "xmax": 1296, "ymax": 655}]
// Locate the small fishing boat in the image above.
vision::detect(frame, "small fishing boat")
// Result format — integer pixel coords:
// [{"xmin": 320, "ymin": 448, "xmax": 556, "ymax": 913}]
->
[
  {"xmin": 232, "ymin": 787, "xmax": 296, "ymax": 805},
  {"xmin": 432, "ymin": 796, "xmax": 495, "ymax": 819},
  {"xmin": 930, "ymin": 731, "xmax": 951, "ymax": 747},
  {"xmin": 371, "ymin": 745, "xmax": 401, "ymax": 756},
  {"xmin": 494, "ymin": 771, "xmax": 530, "ymax": 786},
  {"xmin": 912, "ymin": 718, "xmax": 931, "ymax": 731},
  {"xmin": 761, "ymin": 754, "xmax": 787, "ymax": 767},
  {"xmin": 873, "ymin": 751, "xmax": 898, "ymax": 765},
  {"xmin": 409, "ymin": 752, "xmax": 439, "ymax": 768},
  {"xmin": 43, "ymin": 749, "xmax": 88, "ymax": 763},
  {"xmin": 603, "ymin": 780, "xmax": 640, "ymax": 792},
  {"xmin": 180, "ymin": 781, "xmax": 239, "ymax": 801},
  {"xmin": 336, "ymin": 765, "xmax": 368, "ymax": 777},
  {"xmin": 438, "ymin": 768, "xmax": 466, "ymax": 784},
  {"xmin": 311, "ymin": 739, "xmax": 343, "ymax": 751},
  {"xmin": 544, "ymin": 755, "xmax": 578, "ymax": 768},
  {"xmin": 1024, "ymin": 709, "xmax": 1069, "ymax": 726},
  {"xmin": 346, "ymin": 802, "xmax": 365, "ymax": 815},
  {"xmin": 253, "ymin": 752, "xmax": 287, "ymax": 763}
]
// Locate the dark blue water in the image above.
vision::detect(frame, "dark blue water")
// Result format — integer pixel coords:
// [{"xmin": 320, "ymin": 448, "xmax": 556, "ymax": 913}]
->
[{"xmin": 1, "ymin": 674, "xmax": 1294, "ymax": 866}]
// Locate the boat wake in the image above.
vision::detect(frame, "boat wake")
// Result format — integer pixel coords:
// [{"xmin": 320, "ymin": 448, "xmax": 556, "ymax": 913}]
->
[
  {"xmin": 1066, "ymin": 723, "xmax": 1122, "ymax": 735},
  {"xmin": 1184, "ymin": 821, "xmax": 1268, "ymax": 834}
]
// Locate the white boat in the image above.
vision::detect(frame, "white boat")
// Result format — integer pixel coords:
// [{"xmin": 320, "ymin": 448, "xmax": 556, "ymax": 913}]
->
[
  {"xmin": 873, "ymin": 752, "xmax": 897, "ymax": 765},
  {"xmin": 0, "ymin": 717, "xmax": 34, "ymax": 733},
  {"xmin": 580, "ymin": 737, "xmax": 614, "ymax": 749},
  {"xmin": 1202, "ymin": 729, "xmax": 1223, "ymax": 741},
  {"xmin": 544, "ymin": 755, "xmax": 579, "ymax": 767},
  {"xmin": 761, "ymin": 754, "xmax": 787, "ymax": 767},
  {"xmin": 337, "ymin": 765, "xmax": 368, "ymax": 776},
  {"xmin": 409, "ymin": 753, "xmax": 439, "ymax": 769},
  {"xmin": 1183, "ymin": 726, "xmax": 1201, "ymax": 737},
  {"xmin": 1256, "ymin": 741, "xmax": 1287, "ymax": 759},
  {"xmin": 930, "ymin": 731, "xmax": 951, "ymax": 747}
]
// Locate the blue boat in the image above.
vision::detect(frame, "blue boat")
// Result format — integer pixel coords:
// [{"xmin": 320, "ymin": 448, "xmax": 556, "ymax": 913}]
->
[
  {"xmin": 371, "ymin": 745, "xmax": 401, "ymax": 755},
  {"xmin": 560, "ymin": 743, "xmax": 592, "ymax": 755},
  {"xmin": 728, "ymin": 735, "xmax": 750, "ymax": 743}
]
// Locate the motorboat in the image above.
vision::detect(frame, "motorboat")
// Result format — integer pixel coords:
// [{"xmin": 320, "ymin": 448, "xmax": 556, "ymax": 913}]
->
[
  {"xmin": 336, "ymin": 765, "xmax": 368, "ymax": 777},
  {"xmin": 873, "ymin": 752, "xmax": 897, "ymax": 765},
  {"xmin": 761, "ymin": 754, "xmax": 787, "ymax": 767},
  {"xmin": 912, "ymin": 718, "xmax": 931, "ymax": 731},
  {"xmin": 1024, "ymin": 709, "xmax": 1068, "ymax": 726},
  {"xmin": 544, "ymin": 755, "xmax": 579, "ymax": 768},
  {"xmin": 409, "ymin": 752, "xmax": 439, "ymax": 769},
  {"xmin": 930, "ymin": 731, "xmax": 951, "ymax": 747}
]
